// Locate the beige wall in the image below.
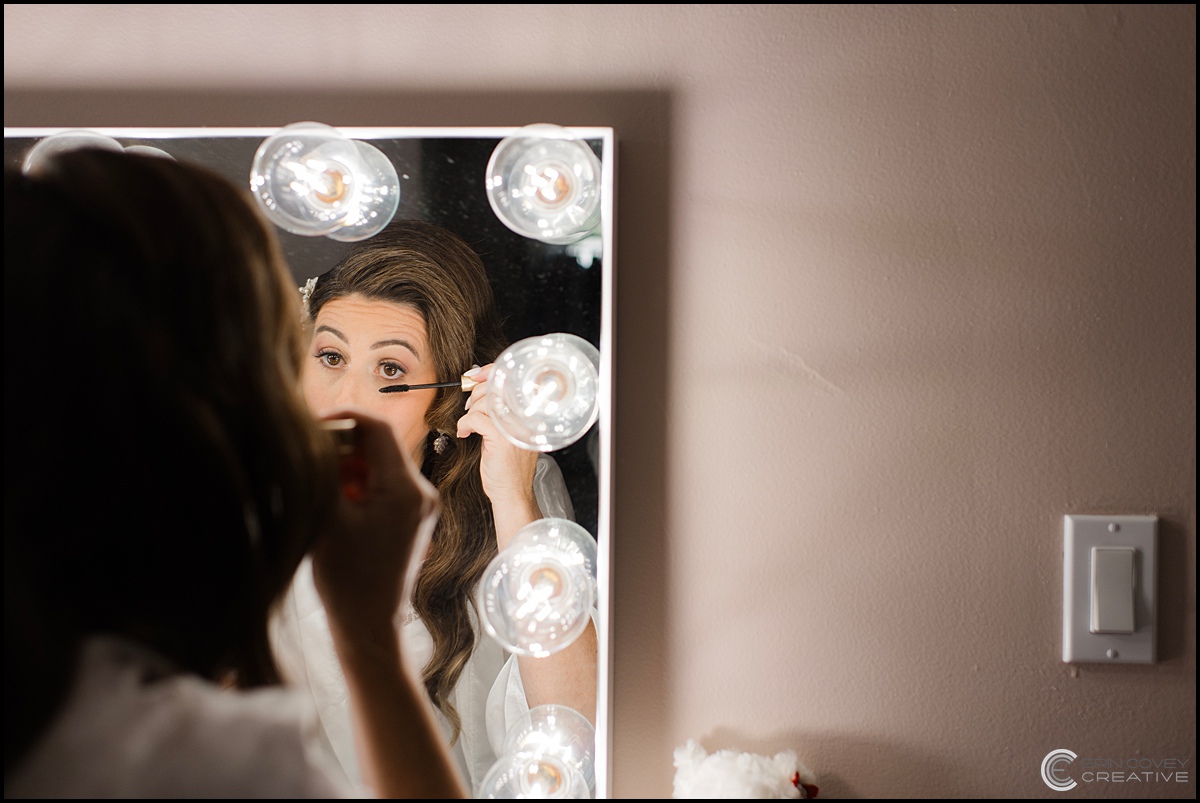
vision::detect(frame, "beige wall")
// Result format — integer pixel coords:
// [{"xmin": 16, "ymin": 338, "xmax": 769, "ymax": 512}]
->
[{"xmin": 5, "ymin": 4, "xmax": 1195, "ymax": 798}]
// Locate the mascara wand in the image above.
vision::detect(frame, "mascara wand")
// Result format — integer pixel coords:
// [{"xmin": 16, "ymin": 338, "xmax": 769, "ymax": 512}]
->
[{"xmin": 379, "ymin": 374, "xmax": 481, "ymax": 394}]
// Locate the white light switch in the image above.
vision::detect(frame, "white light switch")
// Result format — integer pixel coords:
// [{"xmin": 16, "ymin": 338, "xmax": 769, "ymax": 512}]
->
[
  {"xmin": 1063, "ymin": 514, "xmax": 1157, "ymax": 664},
  {"xmin": 1090, "ymin": 547, "xmax": 1136, "ymax": 634}
]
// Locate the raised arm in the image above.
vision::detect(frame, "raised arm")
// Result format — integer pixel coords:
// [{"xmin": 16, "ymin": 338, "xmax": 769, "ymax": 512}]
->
[
  {"xmin": 456, "ymin": 366, "xmax": 599, "ymax": 726},
  {"xmin": 309, "ymin": 409, "xmax": 468, "ymax": 799}
]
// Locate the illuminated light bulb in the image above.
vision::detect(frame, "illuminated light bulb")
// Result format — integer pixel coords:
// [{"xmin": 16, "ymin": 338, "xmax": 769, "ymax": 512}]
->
[
  {"xmin": 503, "ymin": 705, "xmax": 596, "ymax": 793},
  {"xmin": 325, "ymin": 140, "xmax": 402, "ymax": 242},
  {"xmin": 122, "ymin": 144, "xmax": 175, "ymax": 160},
  {"xmin": 479, "ymin": 751, "xmax": 588, "ymax": 799},
  {"xmin": 249, "ymin": 122, "xmax": 399, "ymax": 242},
  {"xmin": 487, "ymin": 333, "xmax": 601, "ymax": 453},
  {"xmin": 523, "ymin": 754, "xmax": 566, "ymax": 796},
  {"xmin": 526, "ymin": 162, "xmax": 572, "ymax": 206},
  {"xmin": 480, "ymin": 704, "xmax": 595, "ymax": 798},
  {"xmin": 21, "ymin": 130, "xmax": 124, "ymax": 175},
  {"xmin": 21, "ymin": 131, "xmax": 179, "ymax": 177},
  {"xmin": 485, "ymin": 124, "xmax": 602, "ymax": 245},
  {"xmin": 479, "ymin": 518, "xmax": 597, "ymax": 658}
]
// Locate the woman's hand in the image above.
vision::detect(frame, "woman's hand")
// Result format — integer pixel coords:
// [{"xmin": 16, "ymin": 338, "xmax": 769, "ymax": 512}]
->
[
  {"xmin": 306, "ymin": 407, "xmax": 467, "ymax": 799},
  {"xmin": 309, "ymin": 406, "xmax": 439, "ymax": 632},
  {"xmin": 456, "ymin": 364, "xmax": 542, "ymax": 549}
]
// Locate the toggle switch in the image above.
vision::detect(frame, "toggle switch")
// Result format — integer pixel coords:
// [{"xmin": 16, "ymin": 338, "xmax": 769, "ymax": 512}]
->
[
  {"xmin": 1090, "ymin": 547, "xmax": 1136, "ymax": 634},
  {"xmin": 1063, "ymin": 514, "xmax": 1157, "ymax": 664}
]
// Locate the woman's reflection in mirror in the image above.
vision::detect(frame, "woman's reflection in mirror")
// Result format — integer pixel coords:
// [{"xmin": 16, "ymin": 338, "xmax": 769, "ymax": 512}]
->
[
  {"xmin": 4, "ymin": 150, "xmax": 466, "ymax": 798},
  {"xmin": 274, "ymin": 220, "xmax": 598, "ymax": 794}
]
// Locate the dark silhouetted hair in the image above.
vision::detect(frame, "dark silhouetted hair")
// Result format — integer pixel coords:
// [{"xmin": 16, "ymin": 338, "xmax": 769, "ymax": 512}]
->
[{"xmin": 4, "ymin": 149, "xmax": 338, "ymax": 767}]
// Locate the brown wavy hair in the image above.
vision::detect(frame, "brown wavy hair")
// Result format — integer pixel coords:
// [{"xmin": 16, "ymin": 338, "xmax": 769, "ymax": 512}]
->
[{"xmin": 306, "ymin": 220, "xmax": 507, "ymax": 741}]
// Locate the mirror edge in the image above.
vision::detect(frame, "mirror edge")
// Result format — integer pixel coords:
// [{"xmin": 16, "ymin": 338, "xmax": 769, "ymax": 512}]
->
[
  {"xmin": 593, "ymin": 125, "xmax": 615, "ymax": 800},
  {"xmin": 3, "ymin": 123, "xmax": 618, "ymax": 799}
]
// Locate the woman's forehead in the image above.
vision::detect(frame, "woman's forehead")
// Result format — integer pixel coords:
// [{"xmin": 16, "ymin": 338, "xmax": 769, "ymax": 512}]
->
[{"xmin": 315, "ymin": 295, "xmax": 429, "ymax": 348}]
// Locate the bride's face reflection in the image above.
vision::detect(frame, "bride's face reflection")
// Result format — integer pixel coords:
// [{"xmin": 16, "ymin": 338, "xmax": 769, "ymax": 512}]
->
[{"xmin": 303, "ymin": 294, "xmax": 439, "ymax": 464}]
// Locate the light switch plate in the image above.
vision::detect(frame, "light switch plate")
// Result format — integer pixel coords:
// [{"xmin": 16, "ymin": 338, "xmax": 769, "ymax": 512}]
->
[{"xmin": 1063, "ymin": 514, "xmax": 1157, "ymax": 663}]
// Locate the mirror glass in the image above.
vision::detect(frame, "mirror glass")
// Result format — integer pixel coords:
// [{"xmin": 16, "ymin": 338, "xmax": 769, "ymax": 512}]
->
[{"xmin": 3, "ymin": 125, "xmax": 613, "ymax": 797}]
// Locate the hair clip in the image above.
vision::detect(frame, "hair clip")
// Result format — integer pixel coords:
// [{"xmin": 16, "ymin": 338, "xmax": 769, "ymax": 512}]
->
[{"xmin": 299, "ymin": 276, "xmax": 318, "ymax": 315}]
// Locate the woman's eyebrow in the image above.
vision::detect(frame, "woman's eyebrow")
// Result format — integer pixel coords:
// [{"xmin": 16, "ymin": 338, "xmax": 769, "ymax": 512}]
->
[
  {"xmin": 315, "ymin": 324, "xmax": 347, "ymax": 342},
  {"xmin": 314, "ymin": 326, "xmax": 420, "ymax": 361},
  {"xmin": 371, "ymin": 338, "xmax": 420, "ymax": 360}
]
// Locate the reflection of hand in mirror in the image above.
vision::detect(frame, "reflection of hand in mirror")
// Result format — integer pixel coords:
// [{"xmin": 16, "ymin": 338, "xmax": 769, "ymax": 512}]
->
[
  {"xmin": 457, "ymin": 363, "xmax": 542, "ymax": 549},
  {"xmin": 272, "ymin": 219, "xmax": 598, "ymax": 795}
]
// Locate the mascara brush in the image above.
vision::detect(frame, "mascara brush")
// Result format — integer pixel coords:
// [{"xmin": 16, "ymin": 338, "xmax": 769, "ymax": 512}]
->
[{"xmin": 379, "ymin": 374, "xmax": 481, "ymax": 394}]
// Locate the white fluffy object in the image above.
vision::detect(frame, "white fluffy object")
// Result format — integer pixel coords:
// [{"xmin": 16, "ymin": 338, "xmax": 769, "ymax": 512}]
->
[{"xmin": 672, "ymin": 739, "xmax": 816, "ymax": 799}]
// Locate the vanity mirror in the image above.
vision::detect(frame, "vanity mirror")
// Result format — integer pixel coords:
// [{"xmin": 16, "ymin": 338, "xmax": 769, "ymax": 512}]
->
[{"xmin": 3, "ymin": 125, "xmax": 614, "ymax": 798}]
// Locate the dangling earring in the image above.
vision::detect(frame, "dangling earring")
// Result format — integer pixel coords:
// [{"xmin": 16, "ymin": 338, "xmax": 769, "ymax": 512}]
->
[{"xmin": 433, "ymin": 432, "xmax": 451, "ymax": 455}]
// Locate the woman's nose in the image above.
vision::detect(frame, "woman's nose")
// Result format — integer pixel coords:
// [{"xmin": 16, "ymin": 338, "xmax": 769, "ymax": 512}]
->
[{"xmin": 333, "ymin": 373, "xmax": 370, "ymax": 407}]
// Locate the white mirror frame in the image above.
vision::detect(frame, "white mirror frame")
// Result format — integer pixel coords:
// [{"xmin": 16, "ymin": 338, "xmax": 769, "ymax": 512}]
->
[{"xmin": 3, "ymin": 125, "xmax": 616, "ymax": 798}]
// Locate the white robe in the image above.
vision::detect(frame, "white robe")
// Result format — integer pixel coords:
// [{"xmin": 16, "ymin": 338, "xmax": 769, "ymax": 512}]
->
[
  {"xmin": 270, "ymin": 454, "xmax": 577, "ymax": 796},
  {"xmin": 6, "ymin": 636, "xmax": 353, "ymax": 799}
]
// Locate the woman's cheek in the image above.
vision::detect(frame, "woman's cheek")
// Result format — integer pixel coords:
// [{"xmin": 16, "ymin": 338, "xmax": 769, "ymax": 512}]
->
[
  {"xmin": 300, "ymin": 371, "xmax": 327, "ymax": 411},
  {"xmin": 399, "ymin": 421, "xmax": 427, "ymax": 466},
  {"xmin": 391, "ymin": 399, "xmax": 432, "ymax": 465}
]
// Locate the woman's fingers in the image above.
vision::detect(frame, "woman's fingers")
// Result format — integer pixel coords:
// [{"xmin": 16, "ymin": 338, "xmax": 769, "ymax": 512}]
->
[
  {"xmin": 311, "ymin": 406, "xmax": 439, "ymax": 622},
  {"xmin": 456, "ymin": 400, "xmax": 538, "ymax": 508},
  {"xmin": 332, "ymin": 408, "xmax": 437, "ymax": 522},
  {"xmin": 462, "ymin": 363, "xmax": 493, "ymax": 412},
  {"xmin": 456, "ymin": 401, "xmax": 493, "ymax": 440}
]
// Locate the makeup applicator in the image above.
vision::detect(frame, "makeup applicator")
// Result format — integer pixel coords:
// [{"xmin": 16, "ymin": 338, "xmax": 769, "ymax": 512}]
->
[{"xmin": 378, "ymin": 374, "xmax": 481, "ymax": 394}]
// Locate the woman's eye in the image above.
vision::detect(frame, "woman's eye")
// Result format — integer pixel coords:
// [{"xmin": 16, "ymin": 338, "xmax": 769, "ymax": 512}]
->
[
  {"xmin": 380, "ymin": 362, "xmax": 406, "ymax": 379},
  {"xmin": 315, "ymin": 350, "xmax": 343, "ymax": 367}
]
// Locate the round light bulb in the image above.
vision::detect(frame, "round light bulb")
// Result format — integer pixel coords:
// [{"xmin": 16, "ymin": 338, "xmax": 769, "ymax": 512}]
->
[
  {"xmin": 478, "ymin": 518, "xmax": 597, "ymax": 658},
  {"xmin": 325, "ymin": 140, "xmax": 402, "ymax": 242},
  {"xmin": 478, "ymin": 750, "xmax": 589, "ymax": 799},
  {"xmin": 485, "ymin": 124, "xmax": 602, "ymax": 245},
  {"xmin": 249, "ymin": 122, "xmax": 399, "ymax": 241},
  {"xmin": 502, "ymin": 704, "xmax": 596, "ymax": 793},
  {"xmin": 122, "ymin": 144, "xmax": 176, "ymax": 160},
  {"xmin": 487, "ymin": 333, "xmax": 601, "ymax": 453},
  {"xmin": 22, "ymin": 130, "xmax": 124, "ymax": 176}
]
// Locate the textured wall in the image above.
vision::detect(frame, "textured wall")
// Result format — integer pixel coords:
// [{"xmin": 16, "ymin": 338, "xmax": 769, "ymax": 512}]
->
[{"xmin": 5, "ymin": 4, "xmax": 1195, "ymax": 798}]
